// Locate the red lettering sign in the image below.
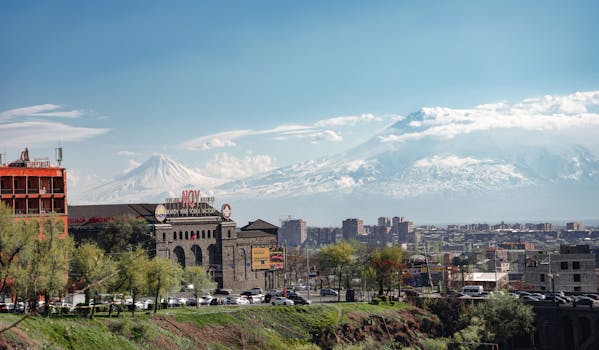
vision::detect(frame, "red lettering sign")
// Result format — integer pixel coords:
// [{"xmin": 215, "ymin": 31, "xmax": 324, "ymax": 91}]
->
[{"xmin": 181, "ymin": 189, "xmax": 201, "ymax": 208}]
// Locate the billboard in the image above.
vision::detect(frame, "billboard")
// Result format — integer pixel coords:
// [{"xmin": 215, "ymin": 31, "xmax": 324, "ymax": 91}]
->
[
  {"xmin": 270, "ymin": 246, "xmax": 285, "ymax": 270},
  {"xmin": 251, "ymin": 247, "xmax": 271, "ymax": 271}
]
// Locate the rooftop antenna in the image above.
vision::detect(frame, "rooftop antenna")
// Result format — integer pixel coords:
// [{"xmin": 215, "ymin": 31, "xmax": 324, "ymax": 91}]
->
[{"xmin": 55, "ymin": 141, "xmax": 63, "ymax": 166}]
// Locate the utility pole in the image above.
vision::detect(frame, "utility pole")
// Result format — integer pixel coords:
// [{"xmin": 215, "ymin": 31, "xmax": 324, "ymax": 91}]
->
[{"xmin": 306, "ymin": 247, "xmax": 310, "ymax": 301}]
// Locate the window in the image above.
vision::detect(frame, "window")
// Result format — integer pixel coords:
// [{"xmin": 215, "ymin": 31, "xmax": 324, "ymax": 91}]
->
[
  {"xmin": 540, "ymin": 286, "xmax": 546, "ymax": 291},
  {"xmin": 162, "ymin": 232, "xmax": 166, "ymax": 241},
  {"xmin": 574, "ymin": 274, "xmax": 581, "ymax": 282},
  {"xmin": 173, "ymin": 232, "xmax": 177, "ymax": 240},
  {"xmin": 185, "ymin": 231, "xmax": 189, "ymax": 240},
  {"xmin": 227, "ymin": 229, "xmax": 231, "ymax": 238},
  {"xmin": 179, "ymin": 231, "xmax": 183, "ymax": 240},
  {"xmin": 560, "ymin": 262, "xmax": 568, "ymax": 270},
  {"xmin": 540, "ymin": 274, "xmax": 545, "ymax": 282},
  {"xmin": 202, "ymin": 230, "xmax": 205, "ymax": 239},
  {"xmin": 208, "ymin": 230, "xmax": 211, "ymax": 239},
  {"xmin": 573, "ymin": 261, "xmax": 581, "ymax": 270},
  {"xmin": 574, "ymin": 286, "xmax": 581, "ymax": 292}
]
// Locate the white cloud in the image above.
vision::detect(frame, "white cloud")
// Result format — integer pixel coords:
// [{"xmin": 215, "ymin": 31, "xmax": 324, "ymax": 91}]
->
[
  {"xmin": 335, "ymin": 176, "xmax": 356, "ymax": 188},
  {"xmin": 298, "ymin": 130, "xmax": 343, "ymax": 143},
  {"xmin": 123, "ymin": 159, "xmax": 141, "ymax": 174},
  {"xmin": 380, "ymin": 91, "xmax": 599, "ymax": 144},
  {"xmin": 315, "ymin": 113, "xmax": 384, "ymax": 127},
  {"xmin": 202, "ymin": 152, "xmax": 276, "ymax": 180},
  {"xmin": 116, "ymin": 150, "xmax": 138, "ymax": 156},
  {"xmin": 414, "ymin": 155, "xmax": 487, "ymax": 168},
  {"xmin": 0, "ymin": 104, "xmax": 83, "ymax": 120},
  {"xmin": 182, "ymin": 114, "xmax": 392, "ymax": 150},
  {"xmin": 0, "ymin": 121, "xmax": 110, "ymax": 146}
]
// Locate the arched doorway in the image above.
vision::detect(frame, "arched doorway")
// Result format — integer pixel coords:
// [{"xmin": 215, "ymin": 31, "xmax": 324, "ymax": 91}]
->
[
  {"xmin": 191, "ymin": 245, "xmax": 203, "ymax": 266},
  {"xmin": 173, "ymin": 246, "xmax": 186, "ymax": 268}
]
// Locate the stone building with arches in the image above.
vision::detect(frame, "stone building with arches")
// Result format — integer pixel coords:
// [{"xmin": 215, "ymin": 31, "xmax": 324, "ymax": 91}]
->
[{"xmin": 68, "ymin": 201, "xmax": 280, "ymax": 291}]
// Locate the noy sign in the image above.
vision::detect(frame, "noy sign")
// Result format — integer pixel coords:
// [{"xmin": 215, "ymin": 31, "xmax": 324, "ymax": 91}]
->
[{"xmin": 162, "ymin": 189, "xmax": 217, "ymax": 217}]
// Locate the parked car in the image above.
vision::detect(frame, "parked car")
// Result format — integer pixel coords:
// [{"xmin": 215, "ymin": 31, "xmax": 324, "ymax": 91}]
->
[
  {"xmin": 574, "ymin": 296, "xmax": 595, "ymax": 306},
  {"xmin": 293, "ymin": 285, "xmax": 308, "ymax": 291},
  {"xmin": 271, "ymin": 297, "xmax": 295, "ymax": 306},
  {"xmin": 320, "ymin": 288, "xmax": 338, "ymax": 296},
  {"xmin": 199, "ymin": 295, "xmax": 213, "ymax": 305},
  {"xmin": 288, "ymin": 295, "xmax": 311, "ymax": 305},
  {"xmin": 226, "ymin": 296, "xmax": 250, "ymax": 305},
  {"xmin": 209, "ymin": 298, "xmax": 221, "ymax": 305},
  {"xmin": 214, "ymin": 288, "xmax": 232, "ymax": 295},
  {"xmin": 250, "ymin": 287, "xmax": 263, "ymax": 295}
]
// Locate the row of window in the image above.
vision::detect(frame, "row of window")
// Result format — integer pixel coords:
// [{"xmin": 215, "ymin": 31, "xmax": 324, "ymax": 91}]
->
[
  {"xmin": 161, "ymin": 229, "xmax": 233, "ymax": 242},
  {"xmin": 561, "ymin": 261, "xmax": 581, "ymax": 270},
  {"xmin": 540, "ymin": 273, "xmax": 583, "ymax": 282}
]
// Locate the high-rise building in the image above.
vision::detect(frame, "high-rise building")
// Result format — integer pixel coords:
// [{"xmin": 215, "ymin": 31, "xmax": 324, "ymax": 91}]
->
[
  {"xmin": 566, "ymin": 222, "xmax": 584, "ymax": 231},
  {"xmin": 279, "ymin": 219, "xmax": 307, "ymax": 246},
  {"xmin": 342, "ymin": 218, "xmax": 364, "ymax": 241},
  {"xmin": 0, "ymin": 148, "xmax": 68, "ymax": 236},
  {"xmin": 536, "ymin": 223, "xmax": 553, "ymax": 231}
]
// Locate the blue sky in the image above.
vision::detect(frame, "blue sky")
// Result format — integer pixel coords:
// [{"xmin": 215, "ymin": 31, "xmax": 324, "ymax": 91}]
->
[{"xmin": 1, "ymin": 0, "xmax": 598, "ymax": 195}]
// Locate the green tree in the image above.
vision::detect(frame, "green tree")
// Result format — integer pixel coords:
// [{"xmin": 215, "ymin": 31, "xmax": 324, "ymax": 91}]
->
[
  {"xmin": 468, "ymin": 292, "xmax": 535, "ymax": 349},
  {"xmin": 114, "ymin": 248, "xmax": 149, "ymax": 316},
  {"xmin": 0, "ymin": 203, "xmax": 37, "ymax": 295},
  {"xmin": 147, "ymin": 258, "xmax": 183, "ymax": 314},
  {"xmin": 369, "ymin": 246, "xmax": 404, "ymax": 296},
  {"xmin": 70, "ymin": 242, "xmax": 117, "ymax": 317},
  {"xmin": 36, "ymin": 216, "xmax": 74, "ymax": 315},
  {"xmin": 94, "ymin": 215, "xmax": 152, "ymax": 255},
  {"xmin": 316, "ymin": 241, "xmax": 356, "ymax": 301},
  {"xmin": 183, "ymin": 266, "xmax": 216, "ymax": 308}
]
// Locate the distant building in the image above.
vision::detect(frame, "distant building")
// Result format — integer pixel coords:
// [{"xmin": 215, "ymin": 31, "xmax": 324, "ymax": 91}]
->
[
  {"xmin": 537, "ymin": 223, "xmax": 553, "ymax": 231},
  {"xmin": 524, "ymin": 245, "xmax": 597, "ymax": 292},
  {"xmin": 307, "ymin": 227, "xmax": 337, "ymax": 246},
  {"xmin": 566, "ymin": 222, "xmax": 585, "ymax": 231},
  {"xmin": 393, "ymin": 217, "xmax": 414, "ymax": 244},
  {"xmin": 342, "ymin": 218, "xmax": 364, "ymax": 241},
  {"xmin": 279, "ymin": 219, "xmax": 307, "ymax": 246}
]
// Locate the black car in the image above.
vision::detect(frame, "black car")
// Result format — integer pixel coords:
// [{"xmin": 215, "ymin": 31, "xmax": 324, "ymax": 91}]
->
[{"xmin": 288, "ymin": 295, "xmax": 311, "ymax": 305}]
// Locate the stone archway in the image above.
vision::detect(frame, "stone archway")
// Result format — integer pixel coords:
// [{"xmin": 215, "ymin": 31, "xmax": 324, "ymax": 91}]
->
[
  {"xmin": 191, "ymin": 245, "xmax": 203, "ymax": 266},
  {"xmin": 173, "ymin": 246, "xmax": 186, "ymax": 268}
]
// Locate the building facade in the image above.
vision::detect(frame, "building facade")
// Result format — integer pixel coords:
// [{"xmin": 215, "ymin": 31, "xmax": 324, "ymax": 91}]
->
[
  {"xmin": 0, "ymin": 148, "xmax": 68, "ymax": 236},
  {"xmin": 279, "ymin": 219, "xmax": 307, "ymax": 247},
  {"xmin": 69, "ymin": 195, "xmax": 281, "ymax": 292},
  {"xmin": 524, "ymin": 245, "xmax": 597, "ymax": 292},
  {"xmin": 342, "ymin": 218, "xmax": 364, "ymax": 241}
]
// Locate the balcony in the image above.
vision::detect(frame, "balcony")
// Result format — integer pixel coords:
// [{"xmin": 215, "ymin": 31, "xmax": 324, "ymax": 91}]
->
[
  {"xmin": 14, "ymin": 188, "xmax": 26, "ymax": 194},
  {"xmin": 1, "ymin": 189, "xmax": 12, "ymax": 195}
]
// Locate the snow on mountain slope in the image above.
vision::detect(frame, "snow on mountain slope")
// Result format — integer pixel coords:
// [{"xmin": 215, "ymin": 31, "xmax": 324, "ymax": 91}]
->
[{"xmin": 77, "ymin": 155, "xmax": 224, "ymax": 204}]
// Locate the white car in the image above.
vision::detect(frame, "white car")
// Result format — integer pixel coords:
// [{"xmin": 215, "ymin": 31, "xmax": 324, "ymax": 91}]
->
[
  {"xmin": 227, "ymin": 296, "xmax": 250, "ymax": 305},
  {"xmin": 198, "ymin": 295, "xmax": 213, "ymax": 305},
  {"xmin": 271, "ymin": 297, "xmax": 295, "ymax": 306}
]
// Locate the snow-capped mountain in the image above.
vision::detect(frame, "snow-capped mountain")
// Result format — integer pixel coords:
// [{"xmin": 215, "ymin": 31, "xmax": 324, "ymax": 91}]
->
[
  {"xmin": 216, "ymin": 92, "xmax": 599, "ymax": 223},
  {"xmin": 77, "ymin": 155, "xmax": 223, "ymax": 204}
]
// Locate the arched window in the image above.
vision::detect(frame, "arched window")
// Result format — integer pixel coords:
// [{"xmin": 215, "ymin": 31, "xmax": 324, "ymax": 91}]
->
[
  {"xmin": 202, "ymin": 230, "xmax": 205, "ymax": 239},
  {"xmin": 179, "ymin": 231, "xmax": 183, "ymax": 240},
  {"xmin": 185, "ymin": 231, "xmax": 189, "ymax": 240},
  {"xmin": 207, "ymin": 230, "xmax": 211, "ymax": 239},
  {"xmin": 173, "ymin": 231, "xmax": 177, "ymax": 240},
  {"xmin": 227, "ymin": 229, "xmax": 231, "ymax": 238},
  {"xmin": 162, "ymin": 232, "xmax": 166, "ymax": 241}
]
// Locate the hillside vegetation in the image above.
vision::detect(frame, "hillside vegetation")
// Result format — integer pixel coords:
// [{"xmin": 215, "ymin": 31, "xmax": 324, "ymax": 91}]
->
[{"xmin": 0, "ymin": 303, "xmax": 440, "ymax": 350}]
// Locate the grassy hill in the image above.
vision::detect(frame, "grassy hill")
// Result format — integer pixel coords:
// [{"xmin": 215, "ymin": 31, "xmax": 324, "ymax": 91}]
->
[{"xmin": 0, "ymin": 303, "xmax": 441, "ymax": 350}]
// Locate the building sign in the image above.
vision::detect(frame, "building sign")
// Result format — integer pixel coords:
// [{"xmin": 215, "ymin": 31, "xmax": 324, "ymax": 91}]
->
[
  {"xmin": 251, "ymin": 247, "xmax": 270, "ymax": 271},
  {"xmin": 221, "ymin": 203, "xmax": 232, "ymax": 220},
  {"xmin": 270, "ymin": 246, "xmax": 285, "ymax": 270},
  {"xmin": 162, "ymin": 189, "xmax": 217, "ymax": 217},
  {"xmin": 154, "ymin": 204, "xmax": 167, "ymax": 222}
]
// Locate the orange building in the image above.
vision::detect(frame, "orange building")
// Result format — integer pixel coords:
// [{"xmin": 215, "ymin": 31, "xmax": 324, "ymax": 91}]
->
[{"xmin": 0, "ymin": 148, "xmax": 68, "ymax": 236}]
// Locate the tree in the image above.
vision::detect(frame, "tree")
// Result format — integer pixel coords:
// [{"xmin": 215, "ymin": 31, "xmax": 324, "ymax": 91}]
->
[
  {"xmin": 114, "ymin": 248, "xmax": 150, "ymax": 316},
  {"xmin": 35, "ymin": 215, "xmax": 74, "ymax": 315},
  {"xmin": 467, "ymin": 292, "xmax": 535, "ymax": 349},
  {"xmin": 94, "ymin": 215, "xmax": 152, "ymax": 255},
  {"xmin": 147, "ymin": 258, "xmax": 183, "ymax": 314},
  {"xmin": 70, "ymin": 242, "xmax": 117, "ymax": 317},
  {"xmin": 369, "ymin": 246, "xmax": 404, "ymax": 296},
  {"xmin": 316, "ymin": 241, "xmax": 356, "ymax": 301},
  {"xmin": 183, "ymin": 266, "xmax": 216, "ymax": 308},
  {"xmin": 0, "ymin": 203, "xmax": 37, "ymax": 296}
]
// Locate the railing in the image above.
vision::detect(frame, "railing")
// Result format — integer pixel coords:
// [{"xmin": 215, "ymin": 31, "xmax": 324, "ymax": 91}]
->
[
  {"xmin": 28, "ymin": 208, "xmax": 40, "ymax": 214},
  {"xmin": 14, "ymin": 188, "xmax": 26, "ymax": 194},
  {"xmin": 28, "ymin": 188, "xmax": 39, "ymax": 194},
  {"xmin": 53, "ymin": 188, "xmax": 64, "ymax": 194},
  {"xmin": 1, "ymin": 189, "xmax": 12, "ymax": 194}
]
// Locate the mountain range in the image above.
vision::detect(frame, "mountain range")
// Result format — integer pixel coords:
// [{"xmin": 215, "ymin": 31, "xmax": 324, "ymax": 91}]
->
[{"xmin": 74, "ymin": 92, "xmax": 599, "ymax": 226}]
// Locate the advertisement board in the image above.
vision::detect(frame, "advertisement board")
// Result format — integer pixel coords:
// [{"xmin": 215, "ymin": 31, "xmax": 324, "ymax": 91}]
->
[
  {"xmin": 251, "ymin": 247, "xmax": 271, "ymax": 271},
  {"xmin": 270, "ymin": 246, "xmax": 285, "ymax": 270}
]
